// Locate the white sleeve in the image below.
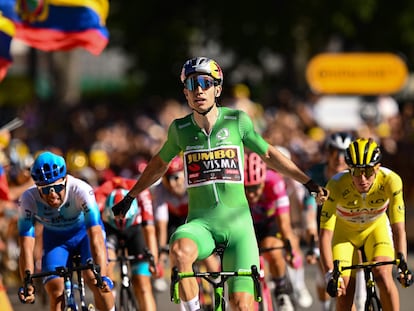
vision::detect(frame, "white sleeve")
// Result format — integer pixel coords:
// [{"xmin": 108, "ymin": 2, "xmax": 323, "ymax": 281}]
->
[{"xmin": 154, "ymin": 202, "xmax": 169, "ymax": 222}]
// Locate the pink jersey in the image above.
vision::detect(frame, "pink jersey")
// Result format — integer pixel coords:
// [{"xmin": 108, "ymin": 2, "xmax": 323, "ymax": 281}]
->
[{"xmin": 249, "ymin": 169, "xmax": 290, "ymax": 223}]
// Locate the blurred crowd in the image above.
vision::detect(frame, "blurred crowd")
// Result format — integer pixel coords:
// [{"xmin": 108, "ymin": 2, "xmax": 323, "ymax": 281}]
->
[{"xmin": 2, "ymin": 84, "xmax": 414, "ymax": 291}]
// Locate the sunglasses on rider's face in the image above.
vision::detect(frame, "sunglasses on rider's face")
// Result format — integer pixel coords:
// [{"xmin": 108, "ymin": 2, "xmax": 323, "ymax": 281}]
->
[
  {"xmin": 38, "ymin": 181, "xmax": 66, "ymax": 195},
  {"xmin": 185, "ymin": 76, "xmax": 216, "ymax": 91},
  {"xmin": 245, "ymin": 184, "xmax": 263, "ymax": 193},
  {"xmin": 167, "ymin": 173, "xmax": 182, "ymax": 181},
  {"xmin": 350, "ymin": 166, "xmax": 376, "ymax": 178}
]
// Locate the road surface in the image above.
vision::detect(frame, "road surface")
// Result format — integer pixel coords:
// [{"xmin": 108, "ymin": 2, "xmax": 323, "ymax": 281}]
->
[{"xmin": 8, "ymin": 251, "xmax": 414, "ymax": 311}]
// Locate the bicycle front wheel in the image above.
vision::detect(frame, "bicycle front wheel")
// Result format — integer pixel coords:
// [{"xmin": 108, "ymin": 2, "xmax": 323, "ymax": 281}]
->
[
  {"xmin": 365, "ymin": 296, "xmax": 381, "ymax": 311},
  {"xmin": 119, "ymin": 286, "xmax": 139, "ymax": 311}
]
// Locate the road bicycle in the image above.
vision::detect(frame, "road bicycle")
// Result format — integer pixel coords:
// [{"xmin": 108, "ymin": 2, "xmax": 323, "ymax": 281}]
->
[
  {"xmin": 327, "ymin": 251, "xmax": 412, "ymax": 311},
  {"xmin": 109, "ymin": 238, "xmax": 156, "ymax": 311},
  {"xmin": 22, "ymin": 255, "xmax": 103, "ymax": 311},
  {"xmin": 170, "ymin": 243, "xmax": 262, "ymax": 311},
  {"xmin": 256, "ymin": 236, "xmax": 293, "ymax": 311}
]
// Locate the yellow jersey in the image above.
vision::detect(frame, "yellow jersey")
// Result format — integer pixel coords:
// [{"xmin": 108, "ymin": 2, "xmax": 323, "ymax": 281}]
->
[{"xmin": 320, "ymin": 167, "xmax": 405, "ymax": 232}]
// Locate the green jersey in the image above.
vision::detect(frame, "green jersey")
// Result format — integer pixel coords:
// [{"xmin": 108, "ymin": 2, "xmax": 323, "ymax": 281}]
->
[
  {"xmin": 161, "ymin": 106, "xmax": 269, "ymax": 294},
  {"xmin": 159, "ymin": 106, "xmax": 269, "ymax": 220}
]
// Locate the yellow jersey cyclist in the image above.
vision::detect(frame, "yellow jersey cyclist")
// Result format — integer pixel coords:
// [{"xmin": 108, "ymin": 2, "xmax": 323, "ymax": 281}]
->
[{"xmin": 320, "ymin": 138, "xmax": 412, "ymax": 311}]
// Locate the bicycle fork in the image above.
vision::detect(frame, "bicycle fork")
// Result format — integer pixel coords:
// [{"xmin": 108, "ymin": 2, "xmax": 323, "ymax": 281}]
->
[
  {"xmin": 63, "ymin": 273, "xmax": 78, "ymax": 311},
  {"xmin": 121, "ymin": 259, "xmax": 131, "ymax": 288},
  {"xmin": 364, "ymin": 268, "xmax": 381, "ymax": 311}
]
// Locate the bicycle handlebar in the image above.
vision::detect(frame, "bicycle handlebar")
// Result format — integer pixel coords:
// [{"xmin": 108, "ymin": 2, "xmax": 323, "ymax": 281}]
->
[
  {"xmin": 328, "ymin": 255, "xmax": 412, "ymax": 297},
  {"xmin": 259, "ymin": 235, "xmax": 293, "ymax": 258},
  {"xmin": 170, "ymin": 265, "xmax": 262, "ymax": 305},
  {"xmin": 109, "ymin": 247, "xmax": 156, "ymax": 272},
  {"xmin": 23, "ymin": 262, "xmax": 103, "ymax": 293},
  {"xmin": 396, "ymin": 253, "xmax": 413, "ymax": 288},
  {"xmin": 326, "ymin": 260, "xmax": 341, "ymax": 297}
]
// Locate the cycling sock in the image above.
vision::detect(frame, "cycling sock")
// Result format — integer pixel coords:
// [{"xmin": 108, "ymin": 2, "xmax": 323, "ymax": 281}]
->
[
  {"xmin": 182, "ymin": 295, "xmax": 201, "ymax": 311},
  {"xmin": 287, "ymin": 265, "xmax": 306, "ymax": 291},
  {"xmin": 273, "ymin": 276, "xmax": 289, "ymax": 295},
  {"xmin": 321, "ymin": 299, "xmax": 331, "ymax": 311}
]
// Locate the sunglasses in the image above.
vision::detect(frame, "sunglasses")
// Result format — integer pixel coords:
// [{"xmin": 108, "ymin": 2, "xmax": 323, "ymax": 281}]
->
[
  {"xmin": 38, "ymin": 181, "xmax": 66, "ymax": 195},
  {"xmin": 185, "ymin": 76, "xmax": 216, "ymax": 91},
  {"xmin": 167, "ymin": 173, "xmax": 182, "ymax": 181},
  {"xmin": 350, "ymin": 167, "xmax": 376, "ymax": 178},
  {"xmin": 245, "ymin": 184, "xmax": 263, "ymax": 193}
]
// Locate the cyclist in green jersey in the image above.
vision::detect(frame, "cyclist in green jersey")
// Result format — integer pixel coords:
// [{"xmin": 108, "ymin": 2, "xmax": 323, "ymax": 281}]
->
[{"xmin": 112, "ymin": 57, "xmax": 328, "ymax": 311}]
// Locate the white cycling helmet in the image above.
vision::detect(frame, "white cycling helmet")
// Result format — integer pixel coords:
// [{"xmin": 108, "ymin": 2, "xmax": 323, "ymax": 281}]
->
[
  {"xmin": 326, "ymin": 132, "xmax": 353, "ymax": 151},
  {"xmin": 180, "ymin": 57, "xmax": 223, "ymax": 85}
]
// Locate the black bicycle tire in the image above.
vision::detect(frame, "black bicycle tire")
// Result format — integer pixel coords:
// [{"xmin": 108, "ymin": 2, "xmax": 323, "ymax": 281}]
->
[
  {"xmin": 365, "ymin": 295, "xmax": 382, "ymax": 311},
  {"xmin": 119, "ymin": 285, "xmax": 139, "ymax": 311},
  {"xmin": 258, "ymin": 282, "xmax": 274, "ymax": 311}
]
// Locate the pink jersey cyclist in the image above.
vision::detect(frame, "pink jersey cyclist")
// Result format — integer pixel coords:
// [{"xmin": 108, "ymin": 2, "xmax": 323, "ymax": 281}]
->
[
  {"xmin": 249, "ymin": 169, "xmax": 290, "ymax": 223},
  {"xmin": 244, "ymin": 151, "xmax": 312, "ymax": 310}
]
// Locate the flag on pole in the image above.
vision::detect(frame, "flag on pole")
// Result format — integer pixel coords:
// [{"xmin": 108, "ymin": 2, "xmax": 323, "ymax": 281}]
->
[
  {"xmin": 0, "ymin": 0, "xmax": 17, "ymax": 81},
  {"xmin": 14, "ymin": 0, "xmax": 110, "ymax": 55}
]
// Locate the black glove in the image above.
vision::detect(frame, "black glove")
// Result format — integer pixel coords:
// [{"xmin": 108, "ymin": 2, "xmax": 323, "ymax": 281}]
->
[
  {"xmin": 18, "ymin": 284, "xmax": 36, "ymax": 304},
  {"xmin": 112, "ymin": 194, "xmax": 135, "ymax": 217},
  {"xmin": 397, "ymin": 252, "xmax": 413, "ymax": 288},
  {"xmin": 303, "ymin": 179, "xmax": 321, "ymax": 196}
]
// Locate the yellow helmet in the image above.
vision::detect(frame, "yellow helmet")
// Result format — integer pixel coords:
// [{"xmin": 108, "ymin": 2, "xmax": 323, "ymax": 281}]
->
[
  {"xmin": 66, "ymin": 149, "xmax": 88, "ymax": 172},
  {"xmin": 345, "ymin": 138, "xmax": 382, "ymax": 167},
  {"xmin": 0, "ymin": 131, "xmax": 11, "ymax": 150},
  {"xmin": 89, "ymin": 149, "xmax": 110, "ymax": 171}
]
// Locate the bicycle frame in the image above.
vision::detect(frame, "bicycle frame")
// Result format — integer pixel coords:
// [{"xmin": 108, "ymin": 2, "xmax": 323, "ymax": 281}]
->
[
  {"xmin": 24, "ymin": 259, "xmax": 102, "ymax": 311},
  {"xmin": 171, "ymin": 266, "xmax": 262, "ymax": 311},
  {"xmin": 117, "ymin": 243, "xmax": 139, "ymax": 311},
  {"xmin": 170, "ymin": 243, "xmax": 262, "ymax": 311},
  {"xmin": 256, "ymin": 236, "xmax": 293, "ymax": 311},
  {"xmin": 330, "ymin": 258, "xmax": 400, "ymax": 311},
  {"xmin": 110, "ymin": 239, "xmax": 155, "ymax": 311}
]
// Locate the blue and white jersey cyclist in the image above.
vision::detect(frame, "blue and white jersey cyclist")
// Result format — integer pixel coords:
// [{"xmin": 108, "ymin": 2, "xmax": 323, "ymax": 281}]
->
[{"xmin": 18, "ymin": 151, "xmax": 115, "ymax": 311}]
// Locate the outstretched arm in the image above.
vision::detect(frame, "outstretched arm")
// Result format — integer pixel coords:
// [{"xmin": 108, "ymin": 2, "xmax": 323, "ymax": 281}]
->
[
  {"xmin": 112, "ymin": 154, "xmax": 170, "ymax": 217},
  {"xmin": 129, "ymin": 154, "xmax": 170, "ymax": 198},
  {"xmin": 261, "ymin": 145, "xmax": 328, "ymax": 203}
]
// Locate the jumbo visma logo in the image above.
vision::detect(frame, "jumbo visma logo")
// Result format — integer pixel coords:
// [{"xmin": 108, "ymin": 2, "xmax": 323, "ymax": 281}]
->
[
  {"xmin": 187, "ymin": 148, "xmax": 237, "ymax": 167},
  {"xmin": 185, "ymin": 147, "xmax": 242, "ymax": 185}
]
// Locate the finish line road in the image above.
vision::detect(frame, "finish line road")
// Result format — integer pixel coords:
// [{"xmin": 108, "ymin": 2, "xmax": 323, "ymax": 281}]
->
[{"xmin": 8, "ymin": 253, "xmax": 414, "ymax": 311}]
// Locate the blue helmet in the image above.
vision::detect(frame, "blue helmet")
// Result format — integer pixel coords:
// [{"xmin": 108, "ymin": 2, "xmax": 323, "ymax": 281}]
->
[{"xmin": 31, "ymin": 151, "xmax": 67, "ymax": 186}]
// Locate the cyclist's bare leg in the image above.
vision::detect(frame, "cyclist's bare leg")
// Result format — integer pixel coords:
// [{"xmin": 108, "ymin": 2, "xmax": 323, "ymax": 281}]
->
[
  {"xmin": 132, "ymin": 274, "xmax": 156, "ymax": 311},
  {"xmin": 336, "ymin": 275, "xmax": 355, "ymax": 311},
  {"xmin": 260, "ymin": 236, "xmax": 286, "ymax": 277},
  {"xmin": 44, "ymin": 278, "xmax": 65, "ymax": 311},
  {"xmin": 229, "ymin": 292, "xmax": 254, "ymax": 311},
  {"xmin": 202, "ymin": 253, "xmax": 220, "ymax": 272},
  {"xmin": 372, "ymin": 257, "xmax": 399, "ymax": 311},
  {"xmin": 313, "ymin": 259, "xmax": 332, "ymax": 310},
  {"xmin": 106, "ymin": 248, "xmax": 117, "ymax": 296},
  {"xmin": 170, "ymin": 238, "xmax": 199, "ymax": 301},
  {"xmin": 84, "ymin": 269, "xmax": 115, "ymax": 311}
]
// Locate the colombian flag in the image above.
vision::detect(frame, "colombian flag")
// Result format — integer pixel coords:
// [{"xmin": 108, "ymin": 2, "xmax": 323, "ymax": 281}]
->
[
  {"xmin": 14, "ymin": 0, "xmax": 109, "ymax": 55},
  {"xmin": 0, "ymin": 14, "xmax": 14, "ymax": 81},
  {"xmin": 0, "ymin": 0, "xmax": 17, "ymax": 81}
]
